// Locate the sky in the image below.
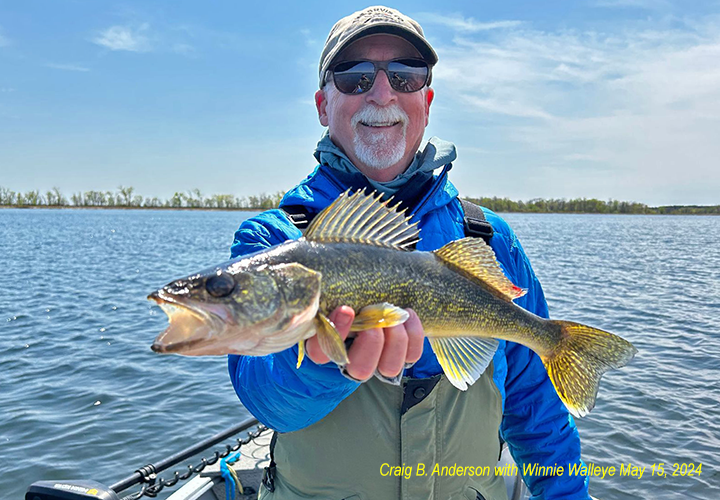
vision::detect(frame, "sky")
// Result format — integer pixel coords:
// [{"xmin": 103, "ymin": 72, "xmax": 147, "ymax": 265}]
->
[{"xmin": 1, "ymin": 0, "xmax": 719, "ymax": 206}]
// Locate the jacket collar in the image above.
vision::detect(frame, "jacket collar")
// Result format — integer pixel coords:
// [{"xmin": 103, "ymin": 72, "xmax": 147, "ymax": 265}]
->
[{"xmin": 280, "ymin": 162, "xmax": 458, "ymax": 222}]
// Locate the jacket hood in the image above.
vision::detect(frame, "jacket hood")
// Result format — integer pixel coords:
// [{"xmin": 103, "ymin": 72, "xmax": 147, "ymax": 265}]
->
[{"xmin": 313, "ymin": 131, "xmax": 457, "ymax": 195}]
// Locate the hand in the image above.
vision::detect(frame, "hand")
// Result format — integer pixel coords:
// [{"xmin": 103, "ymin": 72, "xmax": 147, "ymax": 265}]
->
[{"xmin": 305, "ymin": 306, "xmax": 425, "ymax": 381}]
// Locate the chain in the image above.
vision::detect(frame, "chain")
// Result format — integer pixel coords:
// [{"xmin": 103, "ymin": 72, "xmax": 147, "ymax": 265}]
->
[{"xmin": 120, "ymin": 424, "xmax": 268, "ymax": 500}]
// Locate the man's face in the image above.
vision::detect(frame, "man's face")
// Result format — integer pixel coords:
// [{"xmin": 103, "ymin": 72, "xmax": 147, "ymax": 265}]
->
[{"xmin": 315, "ymin": 34, "xmax": 434, "ymax": 182}]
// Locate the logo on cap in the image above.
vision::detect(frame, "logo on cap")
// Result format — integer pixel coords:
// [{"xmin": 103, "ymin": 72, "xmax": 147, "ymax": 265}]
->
[{"xmin": 356, "ymin": 7, "xmax": 405, "ymax": 26}]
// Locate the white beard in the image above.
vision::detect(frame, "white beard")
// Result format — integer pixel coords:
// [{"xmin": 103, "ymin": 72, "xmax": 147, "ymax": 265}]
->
[{"xmin": 351, "ymin": 105, "xmax": 408, "ymax": 171}]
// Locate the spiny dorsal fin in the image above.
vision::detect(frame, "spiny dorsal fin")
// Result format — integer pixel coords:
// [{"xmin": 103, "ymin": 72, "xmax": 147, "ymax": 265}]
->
[
  {"xmin": 304, "ymin": 189, "xmax": 420, "ymax": 250},
  {"xmin": 433, "ymin": 237, "xmax": 526, "ymax": 301}
]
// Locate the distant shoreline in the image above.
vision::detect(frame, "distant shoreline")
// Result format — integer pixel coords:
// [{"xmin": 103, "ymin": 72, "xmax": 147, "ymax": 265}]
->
[
  {"xmin": 2, "ymin": 186, "xmax": 718, "ymax": 215},
  {"xmin": 2, "ymin": 204, "xmax": 718, "ymax": 215},
  {"xmin": 0, "ymin": 205, "xmax": 259, "ymax": 212}
]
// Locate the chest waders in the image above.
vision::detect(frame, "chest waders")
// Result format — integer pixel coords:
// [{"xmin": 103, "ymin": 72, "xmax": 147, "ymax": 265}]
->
[
  {"xmin": 260, "ymin": 369, "xmax": 508, "ymax": 500},
  {"xmin": 262, "ymin": 200, "xmax": 505, "ymax": 500}
]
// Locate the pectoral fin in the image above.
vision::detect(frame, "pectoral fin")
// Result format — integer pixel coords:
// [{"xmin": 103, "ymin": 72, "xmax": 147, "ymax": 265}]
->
[
  {"xmin": 314, "ymin": 313, "xmax": 350, "ymax": 366},
  {"xmin": 296, "ymin": 340, "xmax": 306, "ymax": 369},
  {"xmin": 350, "ymin": 303, "xmax": 410, "ymax": 331},
  {"xmin": 428, "ymin": 337, "xmax": 498, "ymax": 391}
]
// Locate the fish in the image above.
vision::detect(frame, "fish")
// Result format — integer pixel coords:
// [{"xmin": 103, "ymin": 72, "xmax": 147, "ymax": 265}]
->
[{"xmin": 149, "ymin": 189, "xmax": 637, "ymax": 417}]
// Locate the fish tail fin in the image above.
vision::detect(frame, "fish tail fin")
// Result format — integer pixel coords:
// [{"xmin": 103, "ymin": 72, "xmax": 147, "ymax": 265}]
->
[{"xmin": 542, "ymin": 321, "xmax": 637, "ymax": 418}]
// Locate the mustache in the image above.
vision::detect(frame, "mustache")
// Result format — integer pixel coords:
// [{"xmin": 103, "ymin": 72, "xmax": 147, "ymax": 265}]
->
[{"xmin": 351, "ymin": 105, "xmax": 409, "ymax": 128}]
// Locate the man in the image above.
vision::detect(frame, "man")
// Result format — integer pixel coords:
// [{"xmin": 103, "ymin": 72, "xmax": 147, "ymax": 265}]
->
[{"xmin": 229, "ymin": 6, "xmax": 591, "ymax": 500}]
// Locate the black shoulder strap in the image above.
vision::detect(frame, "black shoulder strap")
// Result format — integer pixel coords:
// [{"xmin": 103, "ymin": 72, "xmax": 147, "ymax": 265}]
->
[
  {"xmin": 459, "ymin": 199, "xmax": 494, "ymax": 243},
  {"xmin": 282, "ymin": 200, "xmax": 493, "ymax": 243},
  {"xmin": 261, "ymin": 431, "xmax": 278, "ymax": 492}
]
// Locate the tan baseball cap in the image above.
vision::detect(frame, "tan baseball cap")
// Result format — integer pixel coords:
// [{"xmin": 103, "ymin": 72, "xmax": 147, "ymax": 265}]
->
[{"xmin": 318, "ymin": 5, "xmax": 438, "ymax": 88}]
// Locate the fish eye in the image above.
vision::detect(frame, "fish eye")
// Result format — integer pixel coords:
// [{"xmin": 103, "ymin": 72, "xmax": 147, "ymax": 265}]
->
[{"xmin": 205, "ymin": 271, "xmax": 236, "ymax": 298}]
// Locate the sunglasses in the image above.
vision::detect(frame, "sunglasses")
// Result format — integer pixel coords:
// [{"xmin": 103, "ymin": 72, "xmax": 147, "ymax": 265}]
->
[{"xmin": 327, "ymin": 58, "xmax": 431, "ymax": 95}]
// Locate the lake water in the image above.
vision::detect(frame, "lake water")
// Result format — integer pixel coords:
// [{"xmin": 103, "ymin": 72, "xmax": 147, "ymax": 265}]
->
[{"xmin": 1, "ymin": 209, "xmax": 718, "ymax": 499}]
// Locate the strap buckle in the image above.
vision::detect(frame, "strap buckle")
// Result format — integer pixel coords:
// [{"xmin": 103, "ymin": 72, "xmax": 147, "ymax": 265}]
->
[
  {"xmin": 281, "ymin": 205, "xmax": 311, "ymax": 229},
  {"xmin": 261, "ymin": 465, "xmax": 276, "ymax": 492}
]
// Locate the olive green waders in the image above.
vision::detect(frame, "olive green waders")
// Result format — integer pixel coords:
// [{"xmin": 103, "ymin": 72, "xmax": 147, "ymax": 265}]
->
[{"xmin": 258, "ymin": 365, "xmax": 509, "ymax": 500}]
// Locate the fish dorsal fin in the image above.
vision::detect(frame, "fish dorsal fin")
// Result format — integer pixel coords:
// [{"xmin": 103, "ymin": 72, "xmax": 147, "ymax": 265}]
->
[
  {"xmin": 304, "ymin": 189, "xmax": 420, "ymax": 250},
  {"xmin": 433, "ymin": 237, "xmax": 526, "ymax": 301}
]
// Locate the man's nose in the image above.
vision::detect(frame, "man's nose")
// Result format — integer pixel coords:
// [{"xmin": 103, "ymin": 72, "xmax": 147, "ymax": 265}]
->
[{"xmin": 365, "ymin": 69, "xmax": 397, "ymax": 106}]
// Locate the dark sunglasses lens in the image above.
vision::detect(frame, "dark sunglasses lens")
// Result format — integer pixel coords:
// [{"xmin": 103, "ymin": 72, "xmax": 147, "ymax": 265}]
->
[
  {"xmin": 387, "ymin": 60, "xmax": 429, "ymax": 92},
  {"xmin": 332, "ymin": 61, "xmax": 376, "ymax": 94}
]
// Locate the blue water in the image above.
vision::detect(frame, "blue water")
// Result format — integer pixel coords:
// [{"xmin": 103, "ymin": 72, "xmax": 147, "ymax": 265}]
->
[{"xmin": 1, "ymin": 209, "xmax": 718, "ymax": 499}]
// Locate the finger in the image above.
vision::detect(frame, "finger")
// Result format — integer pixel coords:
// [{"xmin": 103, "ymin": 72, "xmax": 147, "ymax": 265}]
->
[
  {"xmin": 345, "ymin": 328, "xmax": 384, "ymax": 381},
  {"xmin": 403, "ymin": 309, "xmax": 425, "ymax": 364},
  {"xmin": 306, "ymin": 306, "xmax": 354, "ymax": 364},
  {"xmin": 377, "ymin": 324, "xmax": 409, "ymax": 378},
  {"xmin": 328, "ymin": 306, "xmax": 354, "ymax": 341}
]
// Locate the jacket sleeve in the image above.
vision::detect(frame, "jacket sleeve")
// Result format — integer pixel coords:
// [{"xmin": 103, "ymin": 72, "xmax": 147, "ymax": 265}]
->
[
  {"xmin": 495, "ymin": 227, "xmax": 591, "ymax": 500},
  {"xmin": 227, "ymin": 211, "xmax": 360, "ymax": 433}
]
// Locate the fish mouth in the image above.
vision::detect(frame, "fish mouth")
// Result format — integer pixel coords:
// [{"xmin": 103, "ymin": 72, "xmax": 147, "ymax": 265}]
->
[{"xmin": 148, "ymin": 290, "xmax": 232, "ymax": 355}]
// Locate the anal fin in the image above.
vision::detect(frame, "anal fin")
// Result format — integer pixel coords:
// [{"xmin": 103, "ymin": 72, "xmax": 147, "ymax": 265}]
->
[
  {"xmin": 350, "ymin": 303, "xmax": 409, "ymax": 331},
  {"xmin": 428, "ymin": 336, "xmax": 498, "ymax": 390},
  {"xmin": 314, "ymin": 313, "xmax": 350, "ymax": 366}
]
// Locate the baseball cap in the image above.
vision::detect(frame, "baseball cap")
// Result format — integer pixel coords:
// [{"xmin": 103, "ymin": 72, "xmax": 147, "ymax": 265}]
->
[{"xmin": 318, "ymin": 6, "xmax": 438, "ymax": 88}]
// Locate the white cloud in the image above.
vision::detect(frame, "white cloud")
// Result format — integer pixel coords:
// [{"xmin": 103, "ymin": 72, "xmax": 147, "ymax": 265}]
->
[
  {"xmin": 563, "ymin": 153, "xmax": 603, "ymax": 162},
  {"xmin": 0, "ymin": 28, "xmax": 9, "ymax": 47},
  {"xmin": 1, "ymin": 87, "xmax": 15, "ymax": 92},
  {"xmin": 93, "ymin": 24, "xmax": 151, "ymax": 52},
  {"xmin": 416, "ymin": 13, "xmax": 521, "ymax": 32},
  {"xmin": 300, "ymin": 28, "xmax": 319, "ymax": 47},
  {"xmin": 428, "ymin": 13, "xmax": 720, "ymax": 204},
  {"xmin": 172, "ymin": 43, "xmax": 196, "ymax": 56},
  {"xmin": 46, "ymin": 63, "xmax": 90, "ymax": 72},
  {"xmin": 592, "ymin": 0, "xmax": 671, "ymax": 9},
  {"xmin": 459, "ymin": 94, "xmax": 553, "ymax": 119}
]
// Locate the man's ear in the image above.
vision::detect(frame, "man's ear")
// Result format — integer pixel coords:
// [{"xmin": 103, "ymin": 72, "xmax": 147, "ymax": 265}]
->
[
  {"xmin": 315, "ymin": 89, "xmax": 329, "ymax": 127},
  {"xmin": 424, "ymin": 87, "xmax": 434, "ymax": 126}
]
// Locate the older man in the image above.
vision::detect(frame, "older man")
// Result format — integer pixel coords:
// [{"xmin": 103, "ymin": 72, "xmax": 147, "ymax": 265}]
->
[{"xmin": 229, "ymin": 6, "xmax": 590, "ymax": 500}]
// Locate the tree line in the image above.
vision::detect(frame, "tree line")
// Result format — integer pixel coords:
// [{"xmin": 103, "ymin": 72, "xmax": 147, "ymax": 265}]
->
[
  {"xmin": 0, "ymin": 186, "xmax": 284, "ymax": 210},
  {"xmin": 464, "ymin": 196, "xmax": 720, "ymax": 215},
  {"xmin": 1, "ymin": 186, "xmax": 718, "ymax": 215}
]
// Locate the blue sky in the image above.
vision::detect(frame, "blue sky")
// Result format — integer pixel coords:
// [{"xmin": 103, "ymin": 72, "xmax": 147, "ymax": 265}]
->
[{"xmin": 1, "ymin": 0, "xmax": 719, "ymax": 205}]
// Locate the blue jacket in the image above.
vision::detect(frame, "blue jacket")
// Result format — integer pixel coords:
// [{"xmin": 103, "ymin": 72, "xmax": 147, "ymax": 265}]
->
[{"xmin": 228, "ymin": 165, "xmax": 590, "ymax": 500}]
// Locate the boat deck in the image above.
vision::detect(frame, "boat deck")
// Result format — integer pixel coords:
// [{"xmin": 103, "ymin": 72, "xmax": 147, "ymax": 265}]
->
[
  {"xmin": 168, "ymin": 431, "xmax": 272, "ymax": 500},
  {"xmin": 165, "ymin": 429, "xmax": 531, "ymax": 500}
]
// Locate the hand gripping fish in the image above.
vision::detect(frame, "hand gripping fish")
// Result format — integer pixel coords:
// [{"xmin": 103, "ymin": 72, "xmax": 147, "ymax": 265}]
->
[{"xmin": 149, "ymin": 190, "xmax": 637, "ymax": 417}]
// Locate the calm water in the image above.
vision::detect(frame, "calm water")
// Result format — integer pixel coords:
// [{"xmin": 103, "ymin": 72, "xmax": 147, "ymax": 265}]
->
[{"xmin": 1, "ymin": 209, "xmax": 718, "ymax": 499}]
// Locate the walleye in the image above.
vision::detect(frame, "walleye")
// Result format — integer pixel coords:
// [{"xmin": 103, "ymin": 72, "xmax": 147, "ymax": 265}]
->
[{"xmin": 149, "ymin": 190, "xmax": 637, "ymax": 417}]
